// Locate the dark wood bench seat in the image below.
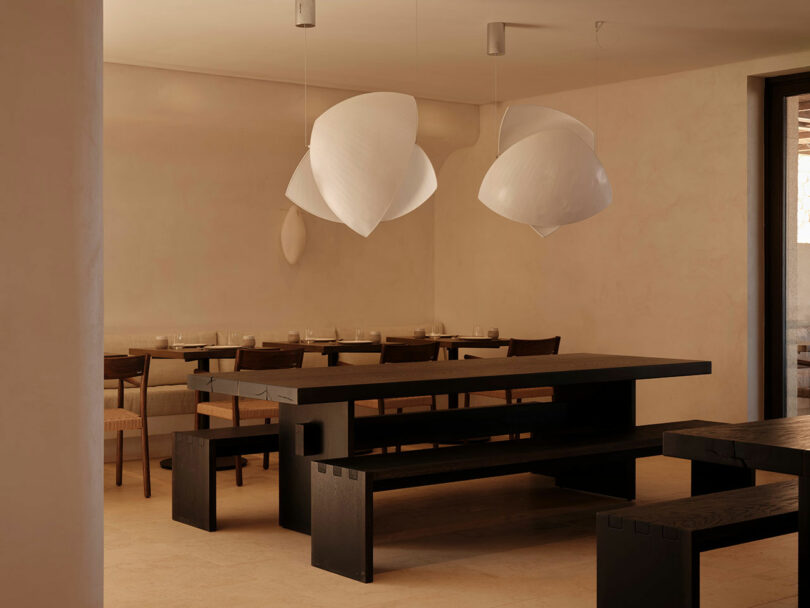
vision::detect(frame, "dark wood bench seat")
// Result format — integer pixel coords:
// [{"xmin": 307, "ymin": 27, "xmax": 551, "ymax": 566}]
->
[
  {"xmin": 311, "ymin": 419, "xmax": 729, "ymax": 582},
  {"xmin": 172, "ymin": 423, "xmax": 279, "ymax": 531},
  {"xmin": 597, "ymin": 480, "xmax": 799, "ymax": 608}
]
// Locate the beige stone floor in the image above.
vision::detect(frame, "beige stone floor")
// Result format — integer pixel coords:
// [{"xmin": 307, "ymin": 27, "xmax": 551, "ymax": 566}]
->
[{"xmin": 105, "ymin": 454, "xmax": 799, "ymax": 607}]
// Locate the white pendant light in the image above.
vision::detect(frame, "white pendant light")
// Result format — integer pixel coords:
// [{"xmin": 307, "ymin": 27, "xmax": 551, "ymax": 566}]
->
[
  {"xmin": 480, "ymin": 128, "xmax": 611, "ymax": 227},
  {"xmin": 285, "ymin": 0, "xmax": 436, "ymax": 237},
  {"xmin": 478, "ymin": 24, "xmax": 612, "ymax": 236},
  {"xmin": 280, "ymin": 206, "xmax": 307, "ymax": 264},
  {"xmin": 308, "ymin": 92, "xmax": 420, "ymax": 236}
]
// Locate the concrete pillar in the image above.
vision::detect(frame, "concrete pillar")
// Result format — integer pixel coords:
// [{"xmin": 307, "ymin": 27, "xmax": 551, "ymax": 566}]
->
[{"xmin": 0, "ymin": 2, "xmax": 103, "ymax": 606}]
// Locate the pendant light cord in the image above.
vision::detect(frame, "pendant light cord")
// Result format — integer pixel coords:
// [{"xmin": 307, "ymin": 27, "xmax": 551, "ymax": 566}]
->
[
  {"xmin": 594, "ymin": 20, "xmax": 604, "ymax": 154},
  {"xmin": 304, "ymin": 26, "xmax": 309, "ymax": 148}
]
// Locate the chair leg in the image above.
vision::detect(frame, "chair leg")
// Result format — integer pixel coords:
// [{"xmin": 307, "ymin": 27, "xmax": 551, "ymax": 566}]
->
[
  {"xmin": 233, "ymin": 398, "xmax": 242, "ymax": 487},
  {"xmin": 263, "ymin": 417, "xmax": 271, "ymax": 469},
  {"xmin": 463, "ymin": 392, "xmax": 470, "ymax": 408},
  {"xmin": 116, "ymin": 430, "xmax": 123, "ymax": 486},
  {"xmin": 378, "ymin": 399, "xmax": 388, "ymax": 455},
  {"xmin": 431, "ymin": 396, "xmax": 438, "ymax": 449},
  {"xmin": 141, "ymin": 423, "xmax": 151, "ymax": 498},
  {"xmin": 396, "ymin": 407, "xmax": 403, "ymax": 453}
]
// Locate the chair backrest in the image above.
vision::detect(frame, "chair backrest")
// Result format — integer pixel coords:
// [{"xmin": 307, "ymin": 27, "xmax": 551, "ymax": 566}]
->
[
  {"xmin": 104, "ymin": 354, "xmax": 150, "ymax": 417},
  {"xmin": 379, "ymin": 341, "xmax": 440, "ymax": 364},
  {"xmin": 507, "ymin": 337, "xmax": 561, "ymax": 357},
  {"xmin": 235, "ymin": 347, "xmax": 304, "ymax": 371},
  {"xmin": 104, "ymin": 354, "xmax": 149, "ymax": 380}
]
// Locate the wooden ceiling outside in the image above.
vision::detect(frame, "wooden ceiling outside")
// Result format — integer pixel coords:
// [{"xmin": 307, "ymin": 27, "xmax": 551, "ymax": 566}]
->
[{"xmin": 798, "ymin": 99, "xmax": 810, "ymax": 155}]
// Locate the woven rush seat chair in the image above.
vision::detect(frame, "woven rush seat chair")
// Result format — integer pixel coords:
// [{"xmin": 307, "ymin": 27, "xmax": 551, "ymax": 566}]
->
[
  {"xmin": 195, "ymin": 347, "xmax": 304, "ymax": 485},
  {"xmin": 104, "ymin": 354, "xmax": 152, "ymax": 498},
  {"xmin": 354, "ymin": 340, "xmax": 440, "ymax": 453}
]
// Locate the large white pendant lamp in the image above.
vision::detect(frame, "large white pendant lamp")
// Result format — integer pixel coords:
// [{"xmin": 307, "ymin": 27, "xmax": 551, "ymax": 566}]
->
[
  {"xmin": 478, "ymin": 24, "xmax": 612, "ymax": 236},
  {"xmin": 285, "ymin": 0, "xmax": 437, "ymax": 237}
]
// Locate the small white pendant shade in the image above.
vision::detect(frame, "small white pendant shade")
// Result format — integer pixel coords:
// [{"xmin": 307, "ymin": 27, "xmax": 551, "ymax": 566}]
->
[
  {"xmin": 479, "ymin": 129, "xmax": 612, "ymax": 227},
  {"xmin": 382, "ymin": 145, "xmax": 437, "ymax": 221},
  {"xmin": 498, "ymin": 105, "xmax": 595, "ymax": 155},
  {"xmin": 480, "ymin": 104, "xmax": 612, "ymax": 236},
  {"xmin": 309, "ymin": 92, "xmax": 419, "ymax": 237},
  {"xmin": 281, "ymin": 206, "xmax": 307, "ymax": 264},
  {"xmin": 285, "ymin": 151, "xmax": 341, "ymax": 223}
]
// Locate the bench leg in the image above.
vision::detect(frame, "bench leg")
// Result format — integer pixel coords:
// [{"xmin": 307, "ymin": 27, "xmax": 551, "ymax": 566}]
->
[
  {"xmin": 691, "ymin": 460, "xmax": 755, "ymax": 496},
  {"xmin": 311, "ymin": 463, "xmax": 373, "ymax": 582},
  {"xmin": 597, "ymin": 513, "xmax": 697, "ymax": 608},
  {"xmin": 172, "ymin": 433, "xmax": 217, "ymax": 531}
]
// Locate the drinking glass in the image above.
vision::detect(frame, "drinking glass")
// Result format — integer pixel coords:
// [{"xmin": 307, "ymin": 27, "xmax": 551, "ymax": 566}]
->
[
  {"xmin": 173, "ymin": 331, "xmax": 185, "ymax": 348},
  {"xmin": 305, "ymin": 328, "xmax": 314, "ymax": 343},
  {"xmin": 473, "ymin": 325, "xmax": 483, "ymax": 337},
  {"xmin": 431, "ymin": 320, "xmax": 443, "ymax": 337},
  {"xmin": 355, "ymin": 327, "xmax": 364, "ymax": 341}
]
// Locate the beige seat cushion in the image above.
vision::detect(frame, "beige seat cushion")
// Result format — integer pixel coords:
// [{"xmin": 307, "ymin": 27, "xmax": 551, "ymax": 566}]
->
[
  {"xmin": 104, "ymin": 384, "xmax": 198, "ymax": 417},
  {"xmin": 472, "ymin": 387, "xmax": 554, "ymax": 401},
  {"xmin": 104, "ymin": 408, "xmax": 143, "ymax": 432},
  {"xmin": 355, "ymin": 396, "xmax": 434, "ymax": 411},
  {"xmin": 197, "ymin": 398, "xmax": 280, "ymax": 421}
]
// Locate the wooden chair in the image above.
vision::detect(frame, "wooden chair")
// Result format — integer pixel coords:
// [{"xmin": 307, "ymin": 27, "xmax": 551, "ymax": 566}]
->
[
  {"xmin": 354, "ymin": 340, "xmax": 440, "ymax": 453},
  {"xmin": 104, "ymin": 354, "xmax": 152, "ymax": 498},
  {"xmin": 195, "ymin": 347, "xmax": 304, "ymax": 486},
  {"xmin": 464, "ymin": 337, "xmax": 560, "ymax": 439}
]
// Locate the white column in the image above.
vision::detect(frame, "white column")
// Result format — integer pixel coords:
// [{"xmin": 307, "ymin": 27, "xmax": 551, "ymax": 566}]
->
[{"xmin": 0, "ymin": 2, "xmax": 103, "ymax": 606}]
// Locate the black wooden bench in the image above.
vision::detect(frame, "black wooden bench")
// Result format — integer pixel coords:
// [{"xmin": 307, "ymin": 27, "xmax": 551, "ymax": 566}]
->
[
  {"xmin": 172, "ymin": 423, "xmax": 279, "ymax": 531},
  {"xmin": 596, "ymin": 479, "xmax": 799, "ymax": 608},
  {"xmin": 311, "ymin": 419, "xmax": 733, "ymax": 582}
]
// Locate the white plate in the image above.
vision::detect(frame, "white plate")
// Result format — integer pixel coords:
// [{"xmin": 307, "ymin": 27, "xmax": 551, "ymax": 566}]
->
[
  {"xmin": 428, "ymin": 333, "xmax": 457, "ymax": 338},
  {"xmin": 172, "ymin": 343, "xmax": 208, "ymax": 349},
  {"xmin": 310, "ymin": 337, "xmax": 335, "ymax": 342},
  {"xmin": 456, "ymin": 336, "xmax": 492, "ymax": 340},
  {"xmin": 205, "ymin": 345, "xmax": 237, "ymax": 349},
  {"xmin": 339, "ymin": 340, "xmax": 373, "ymax": 344}
]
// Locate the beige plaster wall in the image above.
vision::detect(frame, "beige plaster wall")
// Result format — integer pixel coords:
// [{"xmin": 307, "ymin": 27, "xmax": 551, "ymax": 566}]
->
[
  {"xmin": 435, "ymin": 50, "xmax": 810, "ymax": 425},
  {"xmin": 103, "ymin": 64, "xmax": 477, "ymax": 334},
  {"xmin": 0, "ymin": 1, "xmax": 103, "ymax": 605}
]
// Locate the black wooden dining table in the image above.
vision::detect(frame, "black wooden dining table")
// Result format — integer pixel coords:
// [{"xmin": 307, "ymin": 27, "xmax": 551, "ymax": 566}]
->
[
  {"xmin": 664, "ymin": 416, "xmax": 810, "ymax": 607},
  {"xmin": 188, "ymin": 352, "xmax": 711, "ymax": 534}
]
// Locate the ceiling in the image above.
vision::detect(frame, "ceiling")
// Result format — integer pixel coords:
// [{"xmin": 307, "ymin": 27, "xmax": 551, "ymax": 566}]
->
[{"xmin": 104, "ymin": 0, "xmax": 810, "ymax": 104}]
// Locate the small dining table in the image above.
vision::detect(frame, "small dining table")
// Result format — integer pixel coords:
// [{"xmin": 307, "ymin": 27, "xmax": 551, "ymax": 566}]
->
[
  {"xmin": 262, "ymin": 340, "xmax": 382, "ymax": 366},
  {"xmin": 664, "ymin": 416, "xmax": 810, "ymax": 607}
]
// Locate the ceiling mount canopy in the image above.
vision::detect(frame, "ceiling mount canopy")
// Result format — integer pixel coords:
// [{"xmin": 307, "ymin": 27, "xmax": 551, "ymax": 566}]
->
[
  {"xmin": 295, "ymin": 0, "xmax": 315, "ymax": 28},
  {"xmin": 285, "ymin": 0, "xmax": 437, "ymax": 237}
]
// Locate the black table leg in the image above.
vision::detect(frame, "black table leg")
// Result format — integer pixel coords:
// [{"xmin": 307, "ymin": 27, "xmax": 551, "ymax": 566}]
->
[
  {"xmin": 278, "ymin": 401, "xmax": 353, "ymax": 534},
  {"xmin": 447, "ymin": 347, "xmax": 459, "ymax": 408},
  {"xmin": 551, "ymin": 380, "xmax": 637, "ymax": 500},
  {"xmin": 327, "ymin": 352, "xmax": 339, "ymax": 367},
  {"xmin": 690, "ymin": 460, "xmax": 755, "ymax": 496},
  {"xmin": 799, "ymin": 475, "xmax": 810, "ymax": 608}
]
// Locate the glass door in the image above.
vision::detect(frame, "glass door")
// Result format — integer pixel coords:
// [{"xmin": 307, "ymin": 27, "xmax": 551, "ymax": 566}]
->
[{"xmin": 765, "ymin": 73, "xmax": 810, "ymax": 418}]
